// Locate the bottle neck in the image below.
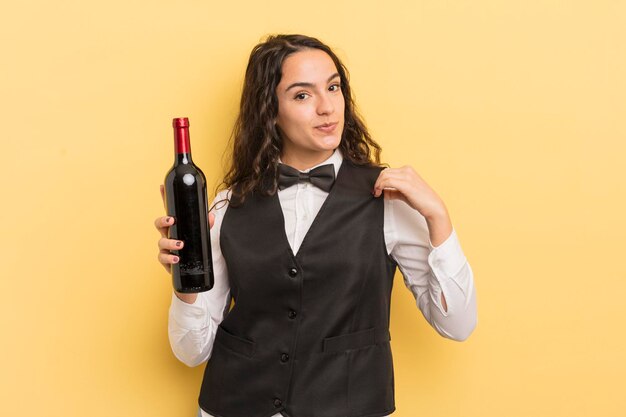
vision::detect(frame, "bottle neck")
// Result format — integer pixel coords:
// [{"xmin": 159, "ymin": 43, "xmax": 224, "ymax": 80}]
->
[
  {"xmin": 173, "ymin": 124, "xmax": 193, "ymax": 164},
  {"xmin": 175, "ymin": 152, "xmax": 193, "ymax": 164}
]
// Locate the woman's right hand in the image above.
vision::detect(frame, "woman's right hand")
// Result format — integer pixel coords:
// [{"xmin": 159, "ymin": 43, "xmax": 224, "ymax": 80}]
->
[{"xmin": 155, "ymin": 184, "xmax": 215, "ymax": 303}]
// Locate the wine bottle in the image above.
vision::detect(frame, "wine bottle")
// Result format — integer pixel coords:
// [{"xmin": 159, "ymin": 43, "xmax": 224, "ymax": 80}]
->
[{"xmin": 164, "ymin": 117, "xmax": 214, "ymax": 293}]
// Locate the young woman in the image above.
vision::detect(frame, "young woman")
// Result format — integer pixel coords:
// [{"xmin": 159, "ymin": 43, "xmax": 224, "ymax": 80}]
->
[{"xmin": 155, "ymin": 34, "xmax": 477, "ymax": 417}]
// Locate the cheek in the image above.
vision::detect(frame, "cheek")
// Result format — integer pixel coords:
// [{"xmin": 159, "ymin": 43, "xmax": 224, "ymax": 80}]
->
[
  {"xmin": 336, "ymin": 96, "xmax": 346, "ymax": 118},
  {"xmin": 277, "ymin": 107, "xmax": 294, "ymax": 129},
  {"xmin": 277, "ymin": 110, "xmax": 311, "ymax": 142},
  {"xmin": 283, "ymin": 107, "xmax": 313, "ymax": 129}
]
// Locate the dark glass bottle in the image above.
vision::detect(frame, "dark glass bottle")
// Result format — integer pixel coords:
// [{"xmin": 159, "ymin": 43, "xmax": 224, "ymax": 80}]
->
[{"xmin": 164, "ymin": 117, "xmax": 214, "ymax": 293}]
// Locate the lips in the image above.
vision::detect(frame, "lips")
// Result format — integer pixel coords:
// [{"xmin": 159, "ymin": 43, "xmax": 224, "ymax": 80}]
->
[{"xmin": 315, "ymin": 122, "xmax": 338, "ymax": 132}]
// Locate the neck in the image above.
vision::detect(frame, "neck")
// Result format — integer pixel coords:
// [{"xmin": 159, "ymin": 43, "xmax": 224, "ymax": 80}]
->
[{"xmin": 280, "ymin": 149, "xmax": 334, "ymax": 171}]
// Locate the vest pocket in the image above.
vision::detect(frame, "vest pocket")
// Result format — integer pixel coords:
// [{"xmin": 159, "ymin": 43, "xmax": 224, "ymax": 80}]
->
[
  {"xmin": 215, "ymin": 325, "xmax": 256, "ymax": 358},
  {"xmin": 322, "ymin": 326, "xmax": 391, "ymax": 353}
]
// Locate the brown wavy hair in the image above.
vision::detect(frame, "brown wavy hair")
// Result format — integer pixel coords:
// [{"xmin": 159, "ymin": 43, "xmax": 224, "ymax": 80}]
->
[{"xmin": 213, "ymin": 33, "xmax": 384, "ymax": 208}]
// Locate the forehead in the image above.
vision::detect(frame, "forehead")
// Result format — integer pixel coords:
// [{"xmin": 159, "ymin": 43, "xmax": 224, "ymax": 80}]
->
[{"xmin": 279, "ymin": 49, "xmax": 337, "ymax": 82}]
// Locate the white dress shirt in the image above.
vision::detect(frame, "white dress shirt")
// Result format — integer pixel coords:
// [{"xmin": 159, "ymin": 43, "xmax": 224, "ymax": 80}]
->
[{"xmin": 168, "ymin": 148, "xmax": 478, "ymax": 417}]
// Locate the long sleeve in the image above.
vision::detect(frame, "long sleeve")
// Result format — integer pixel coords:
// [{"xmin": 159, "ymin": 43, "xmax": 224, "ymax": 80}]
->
[
  {"xmin": 384, "ymin": 196, "xmax": 477, "ymax": 341},
  {"xmin": 168, "ymin": 190, "xmax": 232, "ymax": 367}
]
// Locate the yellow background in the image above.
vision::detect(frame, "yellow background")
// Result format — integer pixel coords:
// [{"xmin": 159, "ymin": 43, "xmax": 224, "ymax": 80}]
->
[{"xmin": 1, "ymin": 1, "xmax": 624, "ymax": 416}]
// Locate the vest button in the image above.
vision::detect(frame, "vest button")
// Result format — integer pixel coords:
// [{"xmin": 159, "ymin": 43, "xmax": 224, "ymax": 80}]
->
[
  {"xmin": 280, "ymin": 353, "xmax": 289, "ymax": 362},
  {"xmin": 288, "ymin": 268, "xmax": 298, "ymax": 277},
  {"xmin": 273, "ymin": 398, "xmax": 282, "ymax": 407},
  {"xmin": 288, "ymin": 310, "xmax": 297, "ymax": 319}
]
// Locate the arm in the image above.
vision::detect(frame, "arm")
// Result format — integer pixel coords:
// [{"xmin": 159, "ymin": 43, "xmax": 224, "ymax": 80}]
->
[
  {"xmin": 425, "ymin": 208, "xmax": 454, "ymax": 311},
  {"xmin": 385, "ymin": 196, "xmax": 477, "ymax": 341},
  {"xmin": 168, "ymin": 190, "xmax": 232, "ymax": 366}
]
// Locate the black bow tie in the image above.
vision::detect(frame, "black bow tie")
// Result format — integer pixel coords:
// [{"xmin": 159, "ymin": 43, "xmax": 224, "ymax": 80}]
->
[{"xmin": 277, "ymin": 163, "xmax": 336, "ymax": 192}]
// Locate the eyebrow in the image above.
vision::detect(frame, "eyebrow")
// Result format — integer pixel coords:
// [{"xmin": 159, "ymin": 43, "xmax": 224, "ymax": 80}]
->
[{"xmin": 284, "ymin": 73, "xmax": 341, "ymax": 93}]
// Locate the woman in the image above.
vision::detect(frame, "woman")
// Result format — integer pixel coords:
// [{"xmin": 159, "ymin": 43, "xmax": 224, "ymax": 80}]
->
[{"xmin": 155, "ymin": 34, "xmax": 477, "ymax": 417}]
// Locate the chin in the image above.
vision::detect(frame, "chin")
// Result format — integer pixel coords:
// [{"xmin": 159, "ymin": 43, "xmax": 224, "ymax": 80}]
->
[{"xmin": 320, "ymin": 134, "xmax": 341, "ymax": 149}]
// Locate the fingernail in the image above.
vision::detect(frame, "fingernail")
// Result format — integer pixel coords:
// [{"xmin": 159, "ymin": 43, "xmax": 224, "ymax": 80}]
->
[
  {"xmin": 166, "ymin": 217, "xmax": 171, "ymax": 223},
  {"xmin": 173, "ymin": 256, "xmax": 179, "ymax": 263},
  {"xmin": 176, "ymin": 241, "xmax": 181, "ymax": 247}
]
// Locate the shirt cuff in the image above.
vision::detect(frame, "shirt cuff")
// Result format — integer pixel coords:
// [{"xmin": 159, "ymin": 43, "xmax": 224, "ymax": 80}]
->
[
  {"xmin": 427, "ymin": 228, "xmax": 467, "ymax": 279},
  {"xmin": 169, "ymin": 291, "xmax": 210, "ymax": 331}
]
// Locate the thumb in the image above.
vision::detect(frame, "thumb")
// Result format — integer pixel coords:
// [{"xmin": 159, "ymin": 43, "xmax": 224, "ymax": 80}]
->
[
  {"xmin": 208, "ymin": 212, "xmax": 215, "ymax": 229},
  {"xmin": 383, "ymin": 188, "xmax": 408, "ymax": 205}
]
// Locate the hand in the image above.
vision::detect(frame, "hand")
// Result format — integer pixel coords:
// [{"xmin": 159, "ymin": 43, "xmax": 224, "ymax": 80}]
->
[
  {"xmin": 372, "ymin": 165, "xmax": 448, "ymax": 220},
  {"xmin": 155, "ymin": 184, "xmax": 215, "ymax": 274}
]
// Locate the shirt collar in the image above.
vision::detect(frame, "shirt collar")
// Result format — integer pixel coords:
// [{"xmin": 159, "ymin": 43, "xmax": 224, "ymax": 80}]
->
[{"xmin": 278, "ymin": 148, "xmax": 343, "ymax": 174}]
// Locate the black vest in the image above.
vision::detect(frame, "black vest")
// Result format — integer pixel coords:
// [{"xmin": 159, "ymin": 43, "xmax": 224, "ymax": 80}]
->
[{"xmin": 199, "ymin": 159, "xmax": 398, "ymax": 417}]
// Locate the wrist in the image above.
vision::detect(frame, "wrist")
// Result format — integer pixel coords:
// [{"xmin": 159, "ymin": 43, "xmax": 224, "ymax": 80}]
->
[
  {"xmin": 425, "ymin": 207, "xmax": 453, "ymax": 248},
  {"xmin": 424, "ymin": 201, "xmax": 449, "ymax": 222}
]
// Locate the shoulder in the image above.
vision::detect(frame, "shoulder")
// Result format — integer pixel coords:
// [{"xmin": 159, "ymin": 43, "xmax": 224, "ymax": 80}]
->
[
  {"xmin": 341, "ymin": 161, "xmax": 386, "ymax": 190},
  {"xmin": 342, "ymin": 159, "xmax": 387, "ymax": 178},
  {"xmin": 345, "ymin": 159, "xmax": 386, "ymax": 173}
]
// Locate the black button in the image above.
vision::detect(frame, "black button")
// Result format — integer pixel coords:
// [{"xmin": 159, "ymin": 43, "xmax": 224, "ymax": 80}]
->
[
  {"xmin": 273, "ymin": 398, "xmax": 282, "ymax": 407},
  {"xmin": 288, "ymin": 310, "xmax": 297, "ymax": 319},
  {"xmin": 280, "ymin": 353, "xmax": 289, "ymax": 362},
  {"xmin": 288, "ymin": 268, "xmax": 298, "ymax": 277}
]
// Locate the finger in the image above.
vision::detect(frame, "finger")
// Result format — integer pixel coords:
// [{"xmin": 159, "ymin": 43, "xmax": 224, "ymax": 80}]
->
[
  {"xmin": 154, "ymin": 215, "xmax": 176, "ymax": 237},
  {"xmin": 209, "ymin": 212, "xmax": 215, "ymax": 229},
  {"xmin": 377, "ymin": 168, "xmax": 411, "ymax": 184},
  {"xmin": 373, "ymin": 168, "xmax": 390, "ymax": 192},
  {"xmin": 374, "ymin": 173, "xmax": 397, "ymax": 196},
  {"xmin": 158, "ymin": 236, "xmax": 184, "ymax": 251},
  {"xmin": 375, "ymin": 166, "xmax": 421, "ymax": 188},
  {"xmin": 374, "ymin": 177, "xmax": 409, "ymax": 198},
  {"xmin": 158, "ymin": 251, "xmax": 178, "ymax": 271},
  {"xmin": 158, "ymin": 250, "xmax": 172, "ymax": 273},
  {"xmin": 373, "ymin": 168, "xmax": 406, "ymax": 192}
]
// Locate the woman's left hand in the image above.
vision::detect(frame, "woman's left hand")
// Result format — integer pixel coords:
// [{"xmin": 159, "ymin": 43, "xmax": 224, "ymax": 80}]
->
[{"xmin": 373, "ymin": 165, "xmax": 447, "ymax": 220}]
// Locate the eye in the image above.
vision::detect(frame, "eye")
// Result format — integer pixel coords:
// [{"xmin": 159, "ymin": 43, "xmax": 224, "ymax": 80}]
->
[
  {"xmin": 329, "ymin": 83, "xmax": 341, "ymax": 92},
  {"xmin": 294, "ymin": 92, "xmax": 309, "ymax": 101}
]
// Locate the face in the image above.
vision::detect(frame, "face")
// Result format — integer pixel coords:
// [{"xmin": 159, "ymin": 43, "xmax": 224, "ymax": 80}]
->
[{"xmin": 275, "ymin": 48, "xmax": 345, "ymax": 167}]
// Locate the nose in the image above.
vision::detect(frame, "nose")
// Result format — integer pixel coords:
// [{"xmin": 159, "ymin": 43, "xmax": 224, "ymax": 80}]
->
[{"xmin": 316, "ymin": 92, "xmax": 335, "ymax": 116}]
